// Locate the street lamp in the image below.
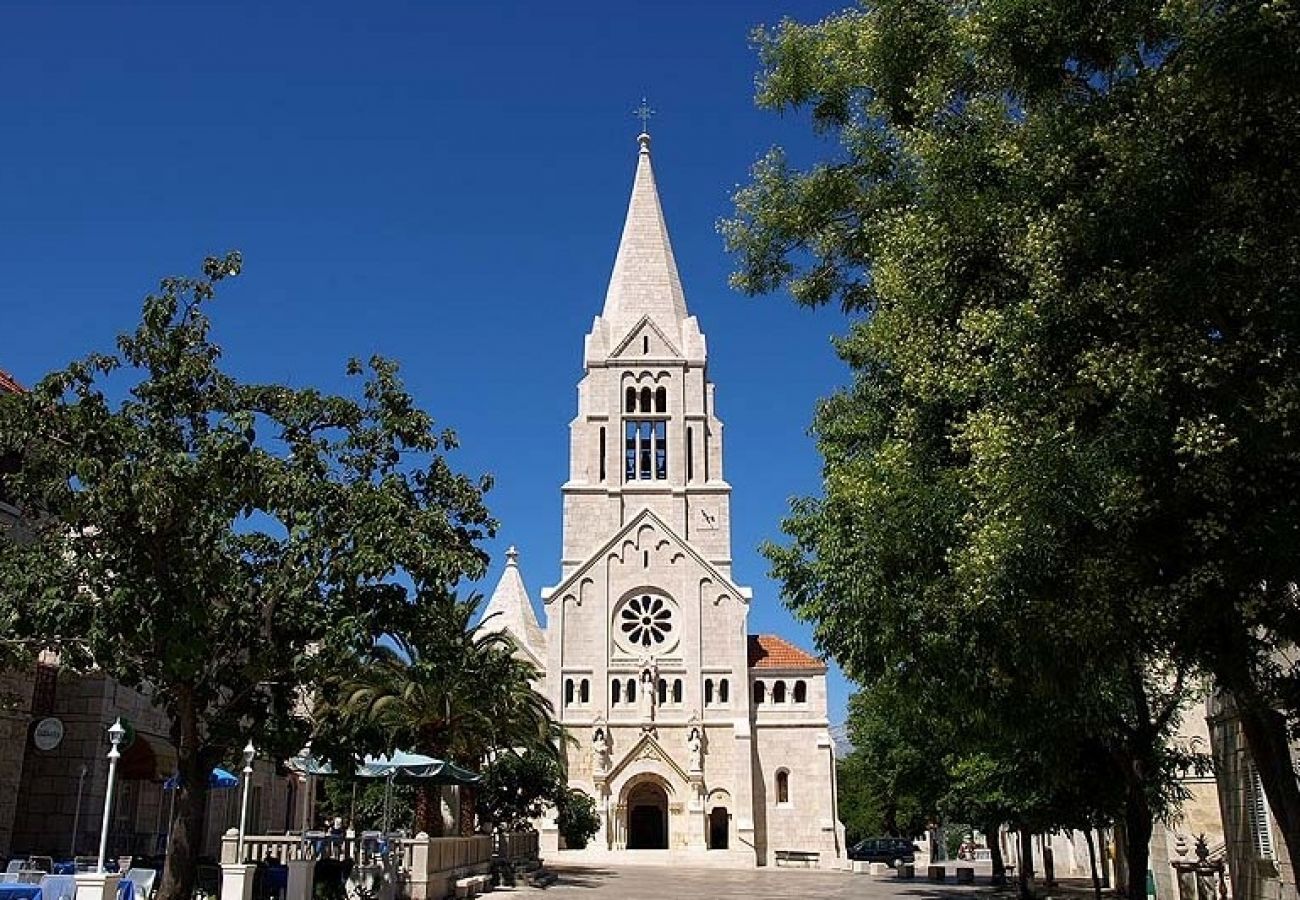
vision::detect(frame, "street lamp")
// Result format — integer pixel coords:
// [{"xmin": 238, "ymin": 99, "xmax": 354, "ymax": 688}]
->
[
  {"xmin": 236, "ymin": 740, "xmax": 256, "ymax": 861},
  {"xmin": 96, "ymin": 718, "xmax": 126, "ymax": 872}
]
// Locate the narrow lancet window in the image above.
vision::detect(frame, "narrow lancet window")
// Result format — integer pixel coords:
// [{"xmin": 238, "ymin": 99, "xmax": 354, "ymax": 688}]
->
[{"xmin": 655, "ymin": 386, "xmax": 666, "ymax": 413}]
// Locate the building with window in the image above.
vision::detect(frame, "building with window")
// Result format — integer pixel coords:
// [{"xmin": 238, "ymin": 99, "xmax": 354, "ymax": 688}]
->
[{"xmin": 478, "ymin": 133, "xmax": 845, "ymax": 867}]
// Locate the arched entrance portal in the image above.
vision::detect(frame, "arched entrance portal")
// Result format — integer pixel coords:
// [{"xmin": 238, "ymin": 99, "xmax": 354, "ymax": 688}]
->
[
  {"xmin": 626, "ymin": 781, "xmax": 668, "ymax": 849},
  {"xmin": 708, "ymin": 806, "xmax": 729, "ymax": 849}
]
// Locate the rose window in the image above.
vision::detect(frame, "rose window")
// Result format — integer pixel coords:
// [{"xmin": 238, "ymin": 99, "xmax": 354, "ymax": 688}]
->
[{"xmin": 618, "ymin": 594, "xmax": 674, "ymax": 649}]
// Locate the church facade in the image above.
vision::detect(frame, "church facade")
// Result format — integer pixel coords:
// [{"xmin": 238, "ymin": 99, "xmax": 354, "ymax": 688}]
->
[{"xmin": 480, "ymin": 132, "xmax": 845, "ymax": 868}]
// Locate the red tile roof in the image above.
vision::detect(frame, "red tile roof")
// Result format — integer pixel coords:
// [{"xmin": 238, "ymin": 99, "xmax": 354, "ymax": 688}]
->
[
  {"xmin": 748, "ymin": 634, "xmax": 825, "ymax": 672},
  {"xmin": 0, "ymin": 369, "xmax": 25, "ymax": 394}
]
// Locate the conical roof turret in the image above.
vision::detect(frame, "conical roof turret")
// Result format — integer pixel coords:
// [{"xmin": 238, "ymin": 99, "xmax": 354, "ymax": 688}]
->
[
  {"xmin": 600, "ymin": 133, "xmax": 689, "ymax": 332},
  {"xmin": 479, "ymin": 545, "xmax": 547, "ymax": 666}
]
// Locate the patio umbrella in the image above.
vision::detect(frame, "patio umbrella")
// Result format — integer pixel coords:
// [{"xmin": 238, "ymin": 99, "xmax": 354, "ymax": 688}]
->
[
  {"xmin": 160, "ymin": 768, "xmax": 239, "ymax": 851},
  {"xmin": 289, "ymin": 750, "xmax": 480, "ymax": 833},
  {"xmin": 162, "ymin": 768, "xmax": 239, "ymax": 790}
]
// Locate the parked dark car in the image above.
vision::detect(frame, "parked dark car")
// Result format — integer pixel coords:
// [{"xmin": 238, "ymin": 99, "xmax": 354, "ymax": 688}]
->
[{"xmin": 847, "ymin": 837, "xmax": 921, "ymax": 866}]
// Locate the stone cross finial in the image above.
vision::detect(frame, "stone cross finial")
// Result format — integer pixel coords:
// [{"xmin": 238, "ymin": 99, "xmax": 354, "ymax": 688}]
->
[
  {"xmin": 633, "ymin": 98, "xmax": 655, "ymax": 134},
  {"xmin": 506, "ymin": 545, "xmax": 519, "ymax": 565}
]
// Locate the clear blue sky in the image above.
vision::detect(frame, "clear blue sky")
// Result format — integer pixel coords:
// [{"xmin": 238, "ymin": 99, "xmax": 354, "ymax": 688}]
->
[{"xmin": 0, "ymin": 1, "xmax": 858, "ymax": 723}]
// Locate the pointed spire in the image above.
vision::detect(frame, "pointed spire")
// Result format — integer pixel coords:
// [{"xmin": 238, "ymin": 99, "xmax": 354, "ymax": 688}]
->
[
  {"xmin": 479, "ymin": 544, "xmax": 546, "ymax": 665},
  {"xmin": 600, "ymin": 132, "xmax": 689, "ymax": 330}
]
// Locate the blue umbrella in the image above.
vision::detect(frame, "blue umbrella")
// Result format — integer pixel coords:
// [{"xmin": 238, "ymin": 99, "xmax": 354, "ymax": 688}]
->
[{"xmin": 162, "ymin": 768, "xmax": 239, "ymax": 790}]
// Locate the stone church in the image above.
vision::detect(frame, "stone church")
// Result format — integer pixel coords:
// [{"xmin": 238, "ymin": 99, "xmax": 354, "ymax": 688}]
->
[{"xmin": 480, "ymin": 132, "xmax": 845, "ymax": 868}]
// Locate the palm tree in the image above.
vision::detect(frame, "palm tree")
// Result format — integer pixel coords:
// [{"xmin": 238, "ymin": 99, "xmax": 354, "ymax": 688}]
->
[{"xmin": 319, "ymin": 593, "xmax": 559, "ymax": 834}]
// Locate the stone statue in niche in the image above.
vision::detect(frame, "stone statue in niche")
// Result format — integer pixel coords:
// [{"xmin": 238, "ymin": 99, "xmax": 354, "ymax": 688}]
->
[
  {"xmin": 638, "ymin": 659, "xmax": 658, "ymax": 722},
  {"xmin": 592, "ymin": 726, "xmax": 610, "ymax": 773},
  {"xmin": 686, "ymin": 726, "xmax": 703, "ymax": 772}
]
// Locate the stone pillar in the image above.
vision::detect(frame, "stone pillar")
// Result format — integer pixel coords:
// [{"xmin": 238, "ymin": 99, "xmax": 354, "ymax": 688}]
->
[
  {"xmin": 220, "ymin": 827, "xmax": 239, "ymax": 864},
  {"xmin": 285, "ymin": 859, "xmax": 313, "ymax": 900},
  {"xmin": 219, "ymin": 865, "xmax": 255, "ymax": 900},
  {"xmin": 74, "ymin": 871, "xmax": 121, "ymax": 900},
  {"xmin": 406, "ymin": 832, "xmax": 431, "ymax": 900}
]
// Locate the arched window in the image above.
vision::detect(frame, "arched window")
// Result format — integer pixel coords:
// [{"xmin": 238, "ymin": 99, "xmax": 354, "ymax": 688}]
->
[
  {"xmin": 599, "ymin": 427, "xmax": 606, "ymax": 482},
  {"xmin": 686, "ymin": 427, "xmax": 694, "ymax": 482},
  {"xmin": 754, "ymin": 681, "xmax": 765, "ymax": 704},
  {"xmin": 627, "ymin": 678, "xmax": 637, "ymax": 702},
  {"xmin": 640, "ymin": 386, "xmax": 652, "ymax": 413},
  {"xmin": 580, "ymin": 679, "xmax": 590, "ymax": 704},
  {"xmin": 773, "ymin": 681, "xmax": 787, "ymax": 704},
  {"xmin": 793, "ymin": 680, "xmax": 807, "ymax": 703},
  {"xmin": 672, "ymin": 679, "xmax": 683, "ymax": 704},
  {"xmin": 776, "ymin": 770, "xmax": 790, "ymax": 805},
  {"xmin": 719, "ymin": 679, "xmax": 729, "ymax": 703},
  {"xmin": 626, "ymin": 387, "xmax": 637, "ymax": 412},
  {"xmin": 705, "ymin": 679, "xmax": 714, "ymax": 705},
  {"xmin": 612, "ymin": 679, "xmax": 622, "ymax": 703},
  {"xmin": 655, "ymin": 387, "xmax": 667, "ymax": 413},
  {"xmin": 565, "ymin": 679, "xmax": 574, "ymax": 705},
  {"xmin": 658, "ymin": 678, "xmax": 668, "ymax": 705}
]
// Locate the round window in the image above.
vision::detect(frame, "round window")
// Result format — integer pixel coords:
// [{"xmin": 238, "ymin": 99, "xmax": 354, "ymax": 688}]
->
[{"xmin": 615, "ymin": 593, "xmax": 677, "ymax": 653}]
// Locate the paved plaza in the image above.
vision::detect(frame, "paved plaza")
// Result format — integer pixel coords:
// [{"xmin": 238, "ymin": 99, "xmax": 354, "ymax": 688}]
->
[{"xmin": 512, "ymin": 862, "xmax": 996, "ymax": 900}]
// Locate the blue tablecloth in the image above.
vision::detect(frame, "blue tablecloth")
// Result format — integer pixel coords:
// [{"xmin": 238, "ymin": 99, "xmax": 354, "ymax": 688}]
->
[
  {"xmin": 0, "ymin": 884, "xmax": 42, "ymax": 900},
  {"xmin": 116, "ymin": 879, "xmax": 135, "ymax": 900},
  {"xmin": 39, "ymin": 876, "xmax": 76, "ymax": 900},
  {"xmin": 49, "ymin": 866, "xmax": 74, "ymax": 878}
]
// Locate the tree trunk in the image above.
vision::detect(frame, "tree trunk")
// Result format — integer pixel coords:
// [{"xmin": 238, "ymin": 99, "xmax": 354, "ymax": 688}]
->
[
  {"xmin": 1084, "ymin": 827, "xmax": 1102, "ymax": 900},
  {"xmin": 458, "ymin": 786, "xmax": 477, "ymax": 836},
  {"xmin": 414, "ymin": 784, "xmax": 442, "ymax": 836},
  {"xmin": 1017, "ymin": 826, "xmax": 1035, "ymax": 900},
  {"xmin": 984, "ymin": 820, "xmax": 1006, "ymax": 886},
  {"xmin": 1236, "ymin": 697, "xmax": 1300, "ymax": 873},
  {"xmin": 156, "ymin": 701, "xmax": 210, "ymax": 900},
  {"xmin": 1122, "ymin": 784, "xmax": 1154, "ymax": 900}
]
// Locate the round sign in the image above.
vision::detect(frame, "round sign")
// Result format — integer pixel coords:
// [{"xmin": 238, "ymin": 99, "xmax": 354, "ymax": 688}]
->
[{"xmin": 33, "ymin": 717, "xmax": 64, "ymax": 751}]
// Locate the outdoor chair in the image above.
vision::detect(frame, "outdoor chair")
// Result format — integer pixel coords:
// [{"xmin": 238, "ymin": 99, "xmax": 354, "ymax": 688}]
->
[
  {"xmin": 17, "ymin": 870, "xmax": 44, "ymax": 884},
  {"xmin": 27, "ymin": 858, "xmax": 52, "ymax": 874},
  {"xmin": 116, "ymin": 857, "xmax": 133, "ymax": 875},
  {"xmin": 125, "ymin": 867, "xmax": 157, "ymax": 900},
  {"xmin": 195, "ymin": 864, "xmax": 221, "ymax": 900},
  {"xmin": 74, "ymin": 857, "xmax": 98, "ymax": 873}
]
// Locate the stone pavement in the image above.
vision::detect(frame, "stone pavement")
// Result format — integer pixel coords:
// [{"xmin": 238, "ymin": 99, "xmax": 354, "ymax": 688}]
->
[{"xmin": 505, "ymin": 861, "xmax": 997, "ymax": 900}]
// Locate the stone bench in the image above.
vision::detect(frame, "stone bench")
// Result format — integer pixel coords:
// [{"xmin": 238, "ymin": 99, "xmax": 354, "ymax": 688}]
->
[
  {"xmin": 928, "ymin": 864, "xmax": 947, "ymax": 882},
  {"xmin": 453, "ymin": 874, "xmax": 491, "ymax": 898},
  {"xmin": 774, "ymin": 850, "xmax": 820, "ymax": 868},
  {"xmin": 955, "ymin": 867, "xmax": 974, "ymax": 884},
  {"xmin": 896, "ymin": 863, "xmax": 915, "ymax": 879}
]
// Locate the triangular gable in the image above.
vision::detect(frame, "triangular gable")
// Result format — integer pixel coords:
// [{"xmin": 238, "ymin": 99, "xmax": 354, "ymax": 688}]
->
[
  {"xmin": 543, "ymin": 507, "xmax": 747, "ymax": 606},
  {"xmin": 605, "ymin": 731, "xmax": 691, "ymax": 785},
  {"xmin": 608, "ymin": 315, "xmax": 682, "ymax": 360}
]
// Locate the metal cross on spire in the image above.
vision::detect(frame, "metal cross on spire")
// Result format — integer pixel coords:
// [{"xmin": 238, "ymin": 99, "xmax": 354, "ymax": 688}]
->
[{"xmin": 633, "ymin": 97, "xmax": 655, "ymax": 134}]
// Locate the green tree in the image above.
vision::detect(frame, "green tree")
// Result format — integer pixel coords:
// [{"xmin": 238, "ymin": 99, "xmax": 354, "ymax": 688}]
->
[
  {"xmin": 0, "ymin": 255, "xmax": 494, "ymax": 900},
  {"xmin": 314, "ymin": 595, "xmax": 557, "ymax": 834},
  {"xmin": 477, "ymin": 749, "xmax": 569, "ymax": 833},
  {"xmin": 722, "ymin": 2, "xmax": 1284, "ymax": 890},
  {"xmin": 555, "ymin": 788, "xmax": 601, "ymax": 850}
]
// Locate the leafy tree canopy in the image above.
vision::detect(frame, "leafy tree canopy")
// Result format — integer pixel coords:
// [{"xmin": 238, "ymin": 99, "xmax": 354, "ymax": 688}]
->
[{"xmin": 0, "ymin": 255, "xmax": 495, "ymax": 900}]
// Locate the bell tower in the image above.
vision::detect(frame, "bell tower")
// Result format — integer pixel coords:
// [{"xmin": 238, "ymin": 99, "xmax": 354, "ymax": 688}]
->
[{"xmin": 559, "ymin": 132, "xmax": 733, "ymax": 580}]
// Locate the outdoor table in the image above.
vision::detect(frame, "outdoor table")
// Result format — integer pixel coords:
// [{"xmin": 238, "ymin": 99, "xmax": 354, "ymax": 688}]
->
[
  {"xmin": 39, "ymin": 875, "xmax": 76, "ymax": 900},
  {"xmin": 0, "ymin": 884, "xmax": 42, "ymax": 900},
  {"xmin": 116, "ymin": 879, "xmax": 135, "ymax": 900}
]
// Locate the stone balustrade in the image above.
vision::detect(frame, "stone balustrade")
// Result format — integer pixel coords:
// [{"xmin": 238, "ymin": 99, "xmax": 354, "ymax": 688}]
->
[{"xmin": 219, "ymin": 830, "xmax": 502, "ymax": 900}]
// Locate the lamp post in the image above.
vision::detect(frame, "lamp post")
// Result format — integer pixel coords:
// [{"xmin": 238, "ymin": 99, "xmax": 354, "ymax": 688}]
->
[
  {"xmin": 96, "ymin": 719, "xmax": 126, "ymax": 872},
  {"xmin": 236, "ymin": 740, "xmax": 256, "ymax": 861}
]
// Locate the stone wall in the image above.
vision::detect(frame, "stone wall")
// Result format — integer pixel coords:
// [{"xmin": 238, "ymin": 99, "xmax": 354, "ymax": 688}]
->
[{"xmin": 1208, "ymin": 693, "xmax": 1297, "ymax": 900}]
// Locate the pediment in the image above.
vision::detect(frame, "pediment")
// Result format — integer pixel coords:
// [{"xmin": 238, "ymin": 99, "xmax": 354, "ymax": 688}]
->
[
  {"xmin": 606, "ymin": 731, "xmax": 690, "ymax": 785},
  {"xmin": 609, "ymin": 315, "xmax": 681, "ymax": 360},
  {"xmin": 543, "ymin": 508, "xmax": 748, "ymax": 607}
]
